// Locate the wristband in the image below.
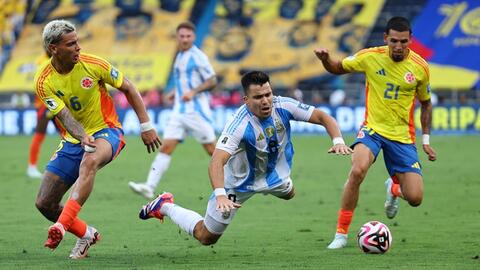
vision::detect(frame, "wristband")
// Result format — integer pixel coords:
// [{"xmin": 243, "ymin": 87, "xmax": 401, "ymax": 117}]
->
[
  {"xmin": 332, "ymin": 137, "xmax": 345, "ymax": 146},
  {"xmin": 140, "ymin": 121, "xmax": 154, "ymax": 132},
  {"xmin": 214, "ymin": 188, "xmax": 227, "ymax": 197},
  {"xmin": 422, "ymin": 134, "xmax": 430, "ymax": 145}
]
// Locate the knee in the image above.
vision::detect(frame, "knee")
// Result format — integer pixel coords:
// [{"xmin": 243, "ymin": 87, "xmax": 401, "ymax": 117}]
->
[
  {"xmin": 407, "ymin": 195, "xmax": 423, "ymax": 207},
  {"xmin": 160, "ymin": 141, "xmax": 177, "ymax": 155},
  {"xmin": 349, "ymin": 166, "xmax": 368, "ymax": 184},
  {"xmin": 35, "ymin": 197, "xmax": 59, "ymax": 222}
]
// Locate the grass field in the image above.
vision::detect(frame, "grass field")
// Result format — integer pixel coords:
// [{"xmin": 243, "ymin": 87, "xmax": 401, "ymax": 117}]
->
[{"xmin": 0, "ymin": 135, "xmax": 479, "ymax": 269}]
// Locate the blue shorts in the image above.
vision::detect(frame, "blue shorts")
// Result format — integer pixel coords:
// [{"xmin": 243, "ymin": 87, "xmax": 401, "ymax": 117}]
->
[
  {"xmin": 352, "ymin": 126, "xmax": 422, "ymax": 177},
  {"xmin": 46, "ymin": 128, "xmax": 125, "ymax": 185}
]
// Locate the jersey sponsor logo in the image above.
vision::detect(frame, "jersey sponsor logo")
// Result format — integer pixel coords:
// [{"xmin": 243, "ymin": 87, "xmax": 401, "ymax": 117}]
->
[
  {"xmin": 80, "ymin": 77, "xmax": 94, "ymax": 89},
  {"xmin": 221, "ymin": 136, "xmax": 228, "ymax": 144},
  {"xmin": 404, "ymin": 72, "xmax": 416, "ymax": 84},
  {"xmin": 45, "ymin": 98, "xmax": 58, "ymax": 110},
  {"xmin": 376, "ymin": 68, "xmax": 386, "ymax": 76},
  {"xmin": 356, "ymin": 130, "xmax": 365, "ymax": 139},
  {"xmin": 110, "ymin": 68, "xmax": 119, "ymax": 80}
]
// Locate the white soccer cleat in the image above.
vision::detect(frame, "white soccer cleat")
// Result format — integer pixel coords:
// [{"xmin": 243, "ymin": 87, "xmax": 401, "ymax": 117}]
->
[
  {"xmin": 384, "ymin": 178, "xmax": 400, "ymax": 219},
  {"xmin": 327, "ymin": 233, "xmax": 348, "ymax": 249},
  {"xmin": 69, "ymin": 226, "xmax": 101, "ymax": 259},
  {"xmin": 27, "ymin": 165, "xmax": 42, "ymax": 179},
  {"xmin": 128, "ymin": 181, "xmax": 154, "ymax": 199}
]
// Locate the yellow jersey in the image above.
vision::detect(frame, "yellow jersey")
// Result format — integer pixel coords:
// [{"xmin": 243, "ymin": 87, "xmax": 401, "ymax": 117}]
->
[
  {"xmin": 34, "ymin": 53, "xmax": 124, "ymax": 143},
  {"xmin": 342, "ymin": 46, "xmax": 431, "ymax": 144}
]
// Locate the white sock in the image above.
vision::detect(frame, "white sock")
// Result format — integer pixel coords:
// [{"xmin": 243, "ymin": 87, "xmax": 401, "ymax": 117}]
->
[
  {"xmin": 160, "ymin": 203, "xmax": 203, "ymax": 236},
  {"xmin": 145, "ymin": 152, "xmax": 171, "ymax": 189},
  {"xmin": 82, "ymin": 226, "xmax": 92, "ymax": 239}
]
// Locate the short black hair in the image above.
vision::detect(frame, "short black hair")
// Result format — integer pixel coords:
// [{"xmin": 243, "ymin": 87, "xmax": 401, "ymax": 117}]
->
[
  {"xmin": 241, "ymin": 71, "xmax": 270, "ymax": 94},
  {"xmin": 385, "ymin": 16, "xmax": 411, "ymax": 34},
  {"xmin": 177, "ymin": 21, "xmax": 196, "ymax": 32}
]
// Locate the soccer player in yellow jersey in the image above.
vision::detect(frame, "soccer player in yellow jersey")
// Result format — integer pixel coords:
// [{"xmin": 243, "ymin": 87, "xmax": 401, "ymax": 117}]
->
[
  {"xmin": 314, "ymin": 17, "xmax": 437, "ymax": 249},
  {"xmin": 34, "ymin": 20, "xmax": 161, "ymax": 259}
]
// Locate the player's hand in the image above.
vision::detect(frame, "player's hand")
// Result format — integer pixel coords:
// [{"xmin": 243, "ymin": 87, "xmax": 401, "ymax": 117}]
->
[
  {"xmin": 422, "ymin": 144, "xmax": 436, "ymax": 161},
  {"xmin": 215, "ymin": 195, "xmax": 241, "ymax": 216},
  {"xmin": 314, "ymin": 48, "xmax": 330, "ymax": 61},
  {"xmin": 182, "ymin": 91, "xmax": 195, "ymax": 102},
  {"xmin": 141, "ymin": 129, "xmax": 162, "ymax": 153},
  {"xmin": 165, "ymin": 91, "xmax": 175, "ymax": 102},
  {"xmin": 81, "ymin": 135, "xmax": 96, "ymax": 153},
  {"xmin": 328, "ymin": 144, "xmax": 353, "ymax": 155}
]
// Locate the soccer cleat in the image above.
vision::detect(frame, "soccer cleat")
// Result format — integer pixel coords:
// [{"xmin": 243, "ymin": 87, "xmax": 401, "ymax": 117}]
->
[
  {"xmin": 128, "ymin": 181, "xmax": 154, "ymax": 199},
  {"xmin": 384, "ymin": 178, "xmax": 400, "ymax": 219},
  {"xmin": 327, "ymin": 233, "xmax": 348, "ymax": 249},
  {"xmin": 27, "ymin": 165, "xmax": 43, "ymax": 179},
  {"xmin": 69, "ymin": 226, "xmax": 101, "ymax": 259},
  {"xmin": 139, "ymin": 192, "xmax": 174, "ymax": 222},
  {"xmin": 44, "ymin": 223, "xmax": 65, "ymax": 249}
]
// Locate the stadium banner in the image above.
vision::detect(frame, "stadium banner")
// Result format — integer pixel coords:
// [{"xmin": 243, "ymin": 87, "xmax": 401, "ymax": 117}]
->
[
  {"xmin": 200, "ymin": 0, "xmax": 385, "ymax": 88},
  {"xmin": 0, "ymin": 0, "xmax": 195, "ymax": 92},
  {"xmin": 1, "ymin": 105, "xmax": 480, "ymax": 136},
  {"xmin": 411, "ymin": 0, "xmax": 480, "ymax": 89}
]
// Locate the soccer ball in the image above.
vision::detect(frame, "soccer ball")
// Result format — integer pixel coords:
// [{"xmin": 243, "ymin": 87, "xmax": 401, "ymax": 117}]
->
[{"xmin": 357, "ymin": 221, "xmax": 392, "ymax": 254}]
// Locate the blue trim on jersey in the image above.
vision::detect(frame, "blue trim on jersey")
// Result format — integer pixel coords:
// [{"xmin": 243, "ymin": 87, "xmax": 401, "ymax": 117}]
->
[
  {"xmin": 193, "ymin": 97, "xmax": 213, "ymax": 124},
  {"xmin": 174, "ymin": 55, "xmax": 185, "ymax": 113},
  {"xmin": 186, "ymin": 56, "xmax": 196, "ymax": 91},
  {"xmin": 276, "ymin": 108, "xmax": 294, "ymax": 122},
  {"xmin": 259, "ymin": 116, "xmax": 279, "ymax": 181},
  {"xmin": 226, "ymin": 106, "xmax": 248, "ymax": 135},
  {"xmin": 236, "ymin": 123, "xmax": 257, "ymax": 192},
  {"xmin": 266, "ymin": 170, "xmax": 281, "ymax": 187}
]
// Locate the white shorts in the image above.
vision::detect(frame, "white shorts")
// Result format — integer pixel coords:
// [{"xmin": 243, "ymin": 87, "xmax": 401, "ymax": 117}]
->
[
  {"xmin": 203, "ymin": 178, "xmax": 294, "ymax": 234},
  {"xmin": 163, "ymin": 113, "xmax": 216, "ymax": 144}
]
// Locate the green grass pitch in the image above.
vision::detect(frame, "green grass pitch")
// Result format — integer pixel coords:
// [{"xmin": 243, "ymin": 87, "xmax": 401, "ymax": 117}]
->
[{"xmin": 0, "ymin": 135, "xmax": 479, "ymax": 269}]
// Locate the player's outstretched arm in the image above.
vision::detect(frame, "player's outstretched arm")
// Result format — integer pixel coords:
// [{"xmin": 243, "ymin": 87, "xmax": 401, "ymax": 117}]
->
[
  {"xmin": 420, "ymin": 99, "xmax": 436, "ymax": 161},
  {"xmin": 308, "ymin": 109, "xmax": 353, "ymax": 155},
  {"xmin": 313, "ymin": 48, "xmax": 348, "ymax": 75},
  {"xmin": 56, "ymin": 107, "xmax": 95, "ymax": 150},
  {"xmin": 117, "ymin": 77, "xmax": 161, "ymax": 153},
  {"xmin": 208, "ymin": 149, "xmax": 241, "ymax": 213}
]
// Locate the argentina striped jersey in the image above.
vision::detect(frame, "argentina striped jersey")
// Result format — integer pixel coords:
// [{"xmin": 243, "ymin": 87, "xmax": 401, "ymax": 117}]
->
[
  {"xmin": 172, "ymin": 45, "xmax": 216, "ymax": 121},
  {"xmin": 216, "ymin": 96, "xmax": 315, "ymax": 192}
]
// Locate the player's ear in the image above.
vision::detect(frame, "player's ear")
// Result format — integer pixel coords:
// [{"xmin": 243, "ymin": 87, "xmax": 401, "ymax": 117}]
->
[
  {"xmin": 48, "ymin": 44, "xmax": 56, "ymax": 55},
  {"xmin": 383, "ymin": 32, "xmax": 388, "ymax": 44}
]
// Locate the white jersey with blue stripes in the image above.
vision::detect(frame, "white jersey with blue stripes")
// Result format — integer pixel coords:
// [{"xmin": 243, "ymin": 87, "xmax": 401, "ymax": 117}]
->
[
  {"xmin": 216, "ymin": 96, "xmax": 315, "ymax": 192},
  {"xmin": 172, "ymin": 45, "xmax": 216, "ymax": 121}
]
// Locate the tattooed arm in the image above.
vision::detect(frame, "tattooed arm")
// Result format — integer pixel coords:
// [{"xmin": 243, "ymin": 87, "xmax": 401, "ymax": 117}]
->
[{"xmin": 56, "ymin": 107, "xmax": 95, "ymax": 148}]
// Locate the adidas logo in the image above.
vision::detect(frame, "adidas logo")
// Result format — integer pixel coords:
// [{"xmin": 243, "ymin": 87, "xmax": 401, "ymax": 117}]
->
[
  {"xmin": 411, "ymin": 162, "xmax": 420, "ymax": 169},
  {"xmin": 376, "ymin": 68, "xmax": 386, "ymax": 76}
]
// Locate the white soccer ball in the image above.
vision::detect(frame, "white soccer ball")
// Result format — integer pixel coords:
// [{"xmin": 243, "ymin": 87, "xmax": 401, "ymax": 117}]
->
[{"xmin": 357, "ymin": 221, "xmax": 392, "ymax": 254}]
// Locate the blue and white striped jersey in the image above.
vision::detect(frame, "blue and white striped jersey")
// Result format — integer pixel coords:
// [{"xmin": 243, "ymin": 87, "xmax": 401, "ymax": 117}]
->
[
  {"xmin": 216, "ymin": 96, "xmax": 315, "ymax": 192},
  {"xmin": 172, "ymin": 45, "xmax": 216, "ymax": 121}
]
